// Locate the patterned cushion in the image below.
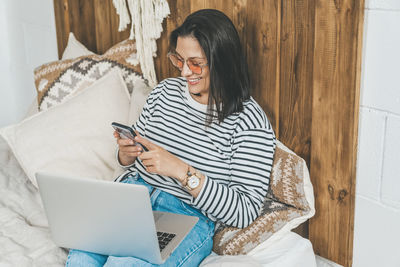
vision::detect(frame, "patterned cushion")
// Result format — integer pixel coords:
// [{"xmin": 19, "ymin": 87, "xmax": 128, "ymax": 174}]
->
[
  {"xmin": 34, "ymin": 39, "xmax": 145, "ymax": 111},
  {"xmin": 212, "ymin": 141, "xmax": 314, "ymax": 255}
]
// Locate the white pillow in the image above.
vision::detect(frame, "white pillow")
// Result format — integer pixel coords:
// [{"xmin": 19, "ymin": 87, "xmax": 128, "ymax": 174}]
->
[
  {"xmin": 128, "ymin": 78, "xmax": 152, "ymax": 124},
  {"xmin": 0, "ymin": 69, "xmax": 130, "ymax": 187},
  {"xmin": 24, "ymin": 98, "xmax": 39, "ymax": 119},
  {"xmin": 61, "ymin": 32, "xmax": 95, "ymax": 60}
]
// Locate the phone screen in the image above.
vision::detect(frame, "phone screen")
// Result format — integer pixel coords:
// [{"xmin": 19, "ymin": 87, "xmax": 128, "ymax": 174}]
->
[
  {"xmin": 111, "ymin": 122, "xmax": 148, "ymax": 151},
  {"xmin": 115, "ymin": 127, "xmax": 136, "ymax": 140}
]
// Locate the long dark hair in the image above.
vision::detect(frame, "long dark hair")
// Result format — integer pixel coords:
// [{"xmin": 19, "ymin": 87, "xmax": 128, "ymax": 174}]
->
[{"xmin": 170, "ymin": 9, "xmax": 251, "ymax": 124}]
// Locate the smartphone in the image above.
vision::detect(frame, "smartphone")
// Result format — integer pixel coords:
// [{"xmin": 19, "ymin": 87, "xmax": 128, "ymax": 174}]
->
[{"xmin": 111, "ymin": 122, "xmax": 148, "ymax": 151}]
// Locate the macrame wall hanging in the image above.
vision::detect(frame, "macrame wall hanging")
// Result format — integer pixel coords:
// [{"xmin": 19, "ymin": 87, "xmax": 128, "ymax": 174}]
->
[{"xmin": 112, "ymin": 0, "xmax": 170, "ymax": 87}]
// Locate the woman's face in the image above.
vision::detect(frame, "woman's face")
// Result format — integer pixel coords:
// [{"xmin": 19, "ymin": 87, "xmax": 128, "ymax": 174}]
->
[{"xmin": 175, "ymin": 36, "xmax": 210, "ymax": 104}]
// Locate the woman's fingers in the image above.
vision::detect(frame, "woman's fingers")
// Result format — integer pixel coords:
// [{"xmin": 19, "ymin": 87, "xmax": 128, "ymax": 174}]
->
[
  {"xmin": 134, "ymin": 134, "xmax": 157, "ymax": 151},
  {"xmin": 117, "ymin": 138, "xmax": 135, "ymax": 146},
  {"xmin": 141, "ymin": 159, "xmax": 156, "ymax": 174},
  {"xmin": 119, "ymin": 145, "xmax": 141, "ymax": 151},
  {"xmin": 123, "ymin": 152, "xmax": 142, "ymax": 157},
  {"xmin": 145, "ymin": 166, "xmax": 156, "ymax": 174},
  {"xmin": 113, "ymin": 130, "xmax": 122, "ymax": 139},
  {"xmin": 114, "ymin": 131, "xmax": 136, "ymax": 147},
  {"xmin": 120, "ymin": 145, "xmax": 142, "ymax": 153},
  {"xmin": 118, "ymin": 136, "xmax": 143, "ymax": 158},
  {"xmin": 114, "ymin": 131, "xmax": 140, "ymax": 165}
]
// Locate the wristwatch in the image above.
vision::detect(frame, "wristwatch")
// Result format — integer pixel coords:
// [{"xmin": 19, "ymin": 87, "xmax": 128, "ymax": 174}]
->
[{"xmin": 183, "ymin": 166, "xmax": 201, "ymax": 191}]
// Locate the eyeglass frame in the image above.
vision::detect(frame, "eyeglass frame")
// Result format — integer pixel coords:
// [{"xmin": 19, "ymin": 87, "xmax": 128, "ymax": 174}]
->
[{"xmin": 167, "ymin": 52, "xmax": 209, "ymax": 75}]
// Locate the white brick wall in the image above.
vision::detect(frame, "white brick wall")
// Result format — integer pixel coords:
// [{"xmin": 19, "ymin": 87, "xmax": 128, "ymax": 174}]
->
[
  {"xmin": 366, "ymin": 0, "xmax": 400, "ymax": 10},
  {"xmin": 361, "ymin": 9, "xmax": 400, "ymax": 115},
  {"xmin": 381, "ymin": 115, "xmax": 400, "ymax": 208},
  {"xmin": 353, "ymin": 0, "xmax": 400, "ymax": 266},
  {"xmin": 356, "ymin": 108, "xmax": 385, "ymax": 201},
  {"xmin": 0, "ymin": 0, "xmax": 58, "ymax": 127}
]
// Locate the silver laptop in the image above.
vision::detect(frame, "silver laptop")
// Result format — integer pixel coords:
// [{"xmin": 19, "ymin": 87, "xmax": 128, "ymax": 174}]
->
[{"xmin": 35, "ymin": 172, "xmax": 199, "ymax": 264}]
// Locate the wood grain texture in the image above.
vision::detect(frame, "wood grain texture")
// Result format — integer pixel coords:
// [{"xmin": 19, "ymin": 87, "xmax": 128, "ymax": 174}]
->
[
  {"xmin": 53, "ymin": 0, "xmax": 70, "ymax": 58},
  {"xmin": 67, "ymin": 0, "xmax": 97, "ymax": 52},
  {"xmin": 53, "ymin": 0, "xmax": 131, "ymax": 58},
  {"xmin": 279, "ymin": 0, "xmax": 314, "ymax": 162},
  {"xmin": 52, "ymin": 1, "xmax": 365, "ymax": 265},
  {"xmin": 94, "ymin": 1, "xmax": 113, "ymax": 54},
  {"xmin": 278, "ymin": 0, "xmax": 315, "ymax": 239},
  {"xmin": 246, "ymin": 0, "xmax": 280, "ymax": 132},
  {"xmin": 309, "ymin": 0, "xmax": 364, "ymax": 266}
]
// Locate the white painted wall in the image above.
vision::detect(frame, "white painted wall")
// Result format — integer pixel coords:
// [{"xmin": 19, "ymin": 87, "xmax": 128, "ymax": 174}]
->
[
  {"xmin": 0, "ymin": 0, "xmax": 58, "ymax": 128},
  {"xmin": 353, "ymin": 1, "xmax": 400, "ymax": 266}
]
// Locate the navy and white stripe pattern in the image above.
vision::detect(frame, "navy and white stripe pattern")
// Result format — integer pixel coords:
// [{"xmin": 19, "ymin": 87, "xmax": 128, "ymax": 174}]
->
[{"xmin": 117, "ymin": 77, "xmax": 276, "ymax": 228}]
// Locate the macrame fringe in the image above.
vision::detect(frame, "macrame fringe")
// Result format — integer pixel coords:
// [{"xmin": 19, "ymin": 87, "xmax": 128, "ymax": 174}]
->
[
  {"xmin": 112, "ymin": 0, "xmax": 131, "ymax": 31},
  {"xmin": 112, "ymin": 0, "xmax": 170, "ymax": 87}
]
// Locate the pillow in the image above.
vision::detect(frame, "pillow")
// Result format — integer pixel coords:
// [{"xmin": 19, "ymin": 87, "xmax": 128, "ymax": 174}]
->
[
  {"xmin": 22, "ymin": 33, "xmax": 95, "ymax": 119},
  {"xmin": 61, "ymin": 32, "xmax": 95, "ymax": 60},
  {"xmin": 212, "ymin": 141, "xmax": 315, "ymax": 255},
  {"xmin": 0, "ymin": 69, "xmax": 130, "ymax": 187},
  {"xmin": 128, "ymin": 78, "xmax": 153, "ymax": 125},
  {"xmin": 34, "ymin": 39, "xmax": 144, "ymax": 112},
  {"xmin": 24, "ymin": 98, "xmax": 39, "ymax": 119}
]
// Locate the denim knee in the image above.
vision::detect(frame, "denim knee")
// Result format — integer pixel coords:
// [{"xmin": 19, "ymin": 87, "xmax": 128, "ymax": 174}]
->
[{"xmin": 65, "ymin": 249, "xmax": 107, "ymax": 267}]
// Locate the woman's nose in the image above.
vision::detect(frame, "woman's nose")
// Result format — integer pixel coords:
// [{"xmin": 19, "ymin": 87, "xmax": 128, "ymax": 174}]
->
[{"xmin": 181, "ymin": 61, "xmax": 193, "ymax": 77}]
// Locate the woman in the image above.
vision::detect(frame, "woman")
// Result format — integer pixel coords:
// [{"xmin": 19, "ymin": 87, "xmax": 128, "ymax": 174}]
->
[{"xmin": 66, "ymin": 9, "xmax": 276, "ymax": 267}]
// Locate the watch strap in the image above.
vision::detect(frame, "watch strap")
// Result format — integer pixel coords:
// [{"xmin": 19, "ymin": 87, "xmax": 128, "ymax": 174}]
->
[{"xmin": 180, "ymin": 165, "xmax": 190, "ymax": 186}]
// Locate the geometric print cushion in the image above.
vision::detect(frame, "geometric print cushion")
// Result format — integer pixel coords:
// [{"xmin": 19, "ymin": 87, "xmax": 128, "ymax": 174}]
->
[
  {"xmin": 34, "ymin": 39, "xmax": 145, "ymax": 111},
  {"xmin": 212, "ymin": 141, "xmax": 313, "ymax": 255}
]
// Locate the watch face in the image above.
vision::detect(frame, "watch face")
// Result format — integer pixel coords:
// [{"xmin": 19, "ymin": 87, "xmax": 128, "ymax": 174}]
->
[{"xmin": 188, "ymin": 175, "xmax": 200, "ymax": 189}]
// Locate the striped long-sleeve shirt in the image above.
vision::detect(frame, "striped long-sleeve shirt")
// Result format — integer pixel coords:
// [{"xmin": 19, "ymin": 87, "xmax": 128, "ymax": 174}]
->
[{"xmin": 117, "ymin": 77, "xmax": 276, "ymax": 228}]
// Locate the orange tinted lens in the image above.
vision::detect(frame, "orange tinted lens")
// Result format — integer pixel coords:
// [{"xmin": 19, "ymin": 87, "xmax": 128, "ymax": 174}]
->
[
  {"xmin": 169, "ymin": 54, "xmax": 183, "ymax": 69},
  {"xmin": 187, "ymin": 60, "xmax": 202, "ymax": 74}
]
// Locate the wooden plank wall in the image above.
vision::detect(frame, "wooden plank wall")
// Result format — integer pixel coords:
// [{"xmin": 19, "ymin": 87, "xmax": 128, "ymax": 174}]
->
[
  {"xmin": 310, "ymin": 1, "xmax": 364, "ymax": 264},
  {"xmin": 53, "ymin": 0, "xmax": 365, "ymax": 266}
]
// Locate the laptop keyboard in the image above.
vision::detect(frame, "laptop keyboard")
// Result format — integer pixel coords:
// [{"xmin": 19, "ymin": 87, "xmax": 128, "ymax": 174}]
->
[{"xmin": 157, "ymin": 232, "xmax": 176, "ymax": 252}]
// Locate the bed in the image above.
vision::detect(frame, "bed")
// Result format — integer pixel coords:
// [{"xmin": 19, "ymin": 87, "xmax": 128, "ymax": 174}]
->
[
  {"xmin": 0, "ymin": 29, "xmax": 317, "ymax": 267},
  {"xmin": 0, "ymin": 0, "xmax": 364, "ymax": 266},
  {"xmin": 0, "ymin": 132, "xmax": 316, "ymax": 266},
  {"xmin": 0, "ymin": 33, "xmax": 316, "ymax": 266}
]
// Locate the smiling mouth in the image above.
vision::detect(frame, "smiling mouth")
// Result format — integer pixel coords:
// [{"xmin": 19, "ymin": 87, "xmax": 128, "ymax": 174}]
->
[{"xmin": 187, "ymin": 77, "xmax": 202, "ymax": 84}]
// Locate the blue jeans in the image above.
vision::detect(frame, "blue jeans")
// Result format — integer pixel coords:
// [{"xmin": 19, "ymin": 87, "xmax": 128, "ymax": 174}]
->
[{"xmin": 65, "ymin": 175, "xmax": 215, "ymax": 267}]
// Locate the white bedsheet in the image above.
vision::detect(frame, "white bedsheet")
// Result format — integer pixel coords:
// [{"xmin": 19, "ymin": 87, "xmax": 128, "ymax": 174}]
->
[
  {"xmin": 0, "ymin": 135, "xmax": 317, "ymax": 266},
  {"xmin": 0, "ymin": 135, "xmax": 67, "ymax": 266},
  {"xmin": 201, "ymin": 232, "xmax": 316, "ymax": 267}
]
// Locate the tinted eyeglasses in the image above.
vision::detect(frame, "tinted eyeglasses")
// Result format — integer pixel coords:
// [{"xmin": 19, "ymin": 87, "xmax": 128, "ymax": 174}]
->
[{"xmin": 167, "ymin": 52, "xmax": 208, "ymax": 75}]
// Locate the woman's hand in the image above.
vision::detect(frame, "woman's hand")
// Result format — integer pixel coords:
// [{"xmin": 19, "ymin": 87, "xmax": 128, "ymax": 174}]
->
[
  {"xmin": 114, "ymin": 130, "xmax": 143, "ymax": 166},
  {"xmin": 135, "ymin": 134, "xmax": 188, "ymax": 182}
]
